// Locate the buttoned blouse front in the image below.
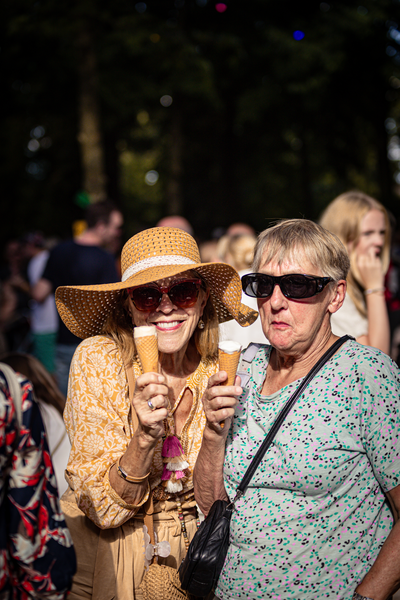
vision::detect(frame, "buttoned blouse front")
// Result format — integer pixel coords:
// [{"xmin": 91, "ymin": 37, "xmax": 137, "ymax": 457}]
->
[{"xmin": 64, "ymin": 335, "xmax": 218, "ymax": 529}]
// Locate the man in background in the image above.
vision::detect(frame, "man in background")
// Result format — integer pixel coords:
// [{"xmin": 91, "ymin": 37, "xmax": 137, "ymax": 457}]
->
[{"xmin": 33, "ymin": 200, "xmax": 123, "ymax": 395}]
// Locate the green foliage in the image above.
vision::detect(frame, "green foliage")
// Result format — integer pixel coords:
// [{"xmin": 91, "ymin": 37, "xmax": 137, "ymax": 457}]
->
[{"xmin": 2, "ymin": 0, "xmax": 400, "ymax": 248}]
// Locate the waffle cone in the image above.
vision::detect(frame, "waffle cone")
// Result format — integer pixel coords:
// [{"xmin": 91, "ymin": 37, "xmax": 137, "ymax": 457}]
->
[
  {"xmin": 218, "ymin": 349, "xmax": 241, "ymax": 386},
  {"xmin": 135, "ymin": 335, "xmax": 159, "ymax": 373}
]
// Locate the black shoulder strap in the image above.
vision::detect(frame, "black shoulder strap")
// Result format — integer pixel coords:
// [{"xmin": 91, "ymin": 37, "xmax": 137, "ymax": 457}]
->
[{"xmin": 232, "ymin": 335, "xmax": 353, "ymax": 502}]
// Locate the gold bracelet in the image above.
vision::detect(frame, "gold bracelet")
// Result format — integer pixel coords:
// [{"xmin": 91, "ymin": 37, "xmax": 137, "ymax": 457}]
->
[
  {"xmin": 116, "ymin": 456, "xmax": 150, "ymax": 484},
  {"xmin": 364, "ymin": 287, "xmax": 385, "ymax": 295}
]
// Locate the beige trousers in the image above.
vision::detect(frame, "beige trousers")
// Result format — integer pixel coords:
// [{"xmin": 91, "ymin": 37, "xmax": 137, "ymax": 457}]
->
[{"xmin": 61, "ymin": 488, "xmax": 198, "ymax": 600}]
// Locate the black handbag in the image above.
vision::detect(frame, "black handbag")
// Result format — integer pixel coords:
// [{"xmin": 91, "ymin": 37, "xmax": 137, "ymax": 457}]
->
[{"xmin": 178, "ymin": 335, "xmax": 351, "ymax": 597}]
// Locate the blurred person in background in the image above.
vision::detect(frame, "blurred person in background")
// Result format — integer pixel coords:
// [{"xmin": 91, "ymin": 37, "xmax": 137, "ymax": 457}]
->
[
  {"xmin": 0, "ymin": 239, "xmax": 31, "ymax": 352},
  {"xmin": 218, "ymin": 233, "xmax": 266, "ymax": 347},
  {"xmin": 0, "ymin": 351, "xmax": 70, "ymax": 496},
  {"xmin": 226, "ymin": 222, "xmax": 255, "ymax": 237},
  {"xmin": 32, "ymin": 200, "xmax": 123, "ymax": 396},
  {"xmin": 0, "ymin": 362, "xmax": 76, "ymax": 598},
  {"xmin": 24, "ymin": 231, "xmax": 59, "ymax": 374},
  {"xmin": 156, "ymin": 215, "xmax": 194, "ymax": 235},
  {"xmin": 319, "ymin": 191, "xmax": 391, "ymax": 354},
  {"xmin": 199, "ymin": 239, "xmax": 219, "ymax": 263}
]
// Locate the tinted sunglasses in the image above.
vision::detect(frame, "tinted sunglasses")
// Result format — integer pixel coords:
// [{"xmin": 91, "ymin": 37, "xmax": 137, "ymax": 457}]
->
[
  {"xmin": 128, "ymin": 279, "xmax": 202, "ymax": 311},
  {"xmin": 242, "ymin": 273, "xmax": 333, "ymax": 300}
]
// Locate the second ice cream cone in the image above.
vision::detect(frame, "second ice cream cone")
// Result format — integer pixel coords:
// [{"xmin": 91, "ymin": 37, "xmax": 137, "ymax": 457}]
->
[
  {"xmin": 219, "ymin": 350, "xmax": 241, "ymax": 386},
  {"xmin": 218, "ymin": 341, "xmax": 242, "ymax": 428}
]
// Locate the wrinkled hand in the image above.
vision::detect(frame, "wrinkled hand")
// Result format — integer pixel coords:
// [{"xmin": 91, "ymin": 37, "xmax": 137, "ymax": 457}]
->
[
  {"xmin": 356, "ymin": 247, "xmax": 385, "ymax": 290},
  {"xmin": 201, "ymin": 372, "xmax": 242, "ymax": 436},
  {"xmin": 132, "ymin": 373, "xmax": 169, "ymax": 441}
]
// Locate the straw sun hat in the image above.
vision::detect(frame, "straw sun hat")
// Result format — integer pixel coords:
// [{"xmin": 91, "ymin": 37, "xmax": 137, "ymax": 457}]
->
[{"xmin": 55, "ymin": 227, "xmax": 258, "ymax": 339}]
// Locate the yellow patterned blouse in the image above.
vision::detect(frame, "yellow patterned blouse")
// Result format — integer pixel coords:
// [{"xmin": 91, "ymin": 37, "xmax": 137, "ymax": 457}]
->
[{"xmin": 64, "ymin": 335, "xmax": 218, "ymax": 529}]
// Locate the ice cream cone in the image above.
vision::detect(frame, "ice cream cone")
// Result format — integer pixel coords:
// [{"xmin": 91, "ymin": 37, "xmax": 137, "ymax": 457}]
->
[
  {"xmin": 134, "ymin": 325, "xmax": 159, "ymax": 373},
  {"xmin": 218, "ymin": 340, "xmax": 242, "ymax": 386},
  {"xmin": 218, "ymin": 341, "xmax": 242, "ymax": 429}
]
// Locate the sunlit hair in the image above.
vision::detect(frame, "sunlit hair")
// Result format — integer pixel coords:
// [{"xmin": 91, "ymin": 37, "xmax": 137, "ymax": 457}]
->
[
  {"xmin": 101, "ymin": 270, "xmax": 219, "ymax": 366},
  {"xmin": 319, "ymin": 191, "xmax": 391, "ymax": 317},
  {"xmin": 217, "ymin": 234, "xmax": 257, "ymax": 271},
  {"xmin": 0, "ymin": 352, "xmax": 65, "ymax": 415},
  {"xmin": 252, "ymin": 218, "xmax": 350, "ymax": 282}
]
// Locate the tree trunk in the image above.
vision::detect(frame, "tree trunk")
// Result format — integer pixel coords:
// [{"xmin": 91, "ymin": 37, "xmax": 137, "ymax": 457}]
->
[
  {"xmin": 76, "ymin": 23, "xmax": 107, "ymax": 202},
  {"xmin": 165, "ymin": 105, "xmax": 183, "ymax": 215}
]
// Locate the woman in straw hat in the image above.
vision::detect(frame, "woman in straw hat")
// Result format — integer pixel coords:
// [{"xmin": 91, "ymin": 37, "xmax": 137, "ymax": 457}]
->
[{"xmin": 55, "ymin": 226, "xmax": 257, "ymax": 600}]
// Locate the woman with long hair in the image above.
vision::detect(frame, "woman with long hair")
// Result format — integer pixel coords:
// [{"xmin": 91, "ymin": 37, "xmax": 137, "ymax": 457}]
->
[
  {"xmin": 54, "ymin": 226, "xmax": 256, "ymax": 599},
  {"xmin": 319, "ymin": 191, "xmax": 391, "ymax": 354}
]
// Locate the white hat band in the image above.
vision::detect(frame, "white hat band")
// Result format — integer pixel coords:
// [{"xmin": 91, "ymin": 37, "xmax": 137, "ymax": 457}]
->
[{"xmin": 121, "ymin": 255, "xmax": 197, "ymax": 282}]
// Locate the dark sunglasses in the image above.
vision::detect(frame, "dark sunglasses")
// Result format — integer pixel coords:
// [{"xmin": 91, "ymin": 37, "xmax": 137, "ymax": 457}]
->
[
  {"xmin": 242, "ymin": 273, "xmax": 333, "ymax": 300},
  {"xmin": 128, "ymin": 279, "xmax": 202, "ymax": 311}
]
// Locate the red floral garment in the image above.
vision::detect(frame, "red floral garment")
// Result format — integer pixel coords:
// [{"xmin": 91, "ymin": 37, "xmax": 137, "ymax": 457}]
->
[{"xmin": 0, "ymin": 369, "xmax": 76, "ymax": 599}]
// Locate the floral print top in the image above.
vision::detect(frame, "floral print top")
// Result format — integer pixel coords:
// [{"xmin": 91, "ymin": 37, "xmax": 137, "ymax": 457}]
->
[
  {"xmin": 0, "ymin": 369, "xmax": 76, "ymax": 599},
  {"xmin": 217, "ymin": 340, "xmax": 400, "ymax": 600},
  {"xmin": 64, "ymin": 335, "xmax": 218, "ymax": 528}
]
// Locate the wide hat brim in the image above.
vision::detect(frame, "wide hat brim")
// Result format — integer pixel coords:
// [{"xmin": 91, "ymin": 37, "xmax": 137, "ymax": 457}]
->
[{"xmin": 55, "ymin": 261, "xmax": 258, "ymax": 340}]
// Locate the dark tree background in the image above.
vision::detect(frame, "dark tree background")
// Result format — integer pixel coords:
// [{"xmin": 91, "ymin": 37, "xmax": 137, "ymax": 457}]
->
[{"xmin": 2, "ymin": 0, "xmax": 400, "ymax": 246}]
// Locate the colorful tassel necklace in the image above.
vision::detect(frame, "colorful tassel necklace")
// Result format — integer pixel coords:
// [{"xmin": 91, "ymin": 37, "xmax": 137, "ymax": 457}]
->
[
  {"xmin": 160, "ymin": 380, "xmax": 191, "ymax": 494},
  {"xmin": 161, "ymin": 422, "xmax": 189, "ymax": 494}
]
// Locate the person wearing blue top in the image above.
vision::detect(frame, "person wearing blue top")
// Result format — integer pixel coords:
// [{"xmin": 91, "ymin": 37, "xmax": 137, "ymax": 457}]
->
[
  {"xmin": 195, "ymin": 219, "xmax": 400, "ymax": 600},
  {"xmin": 32, "ymin": 200, "xmax": 123, "ymax": 396}
]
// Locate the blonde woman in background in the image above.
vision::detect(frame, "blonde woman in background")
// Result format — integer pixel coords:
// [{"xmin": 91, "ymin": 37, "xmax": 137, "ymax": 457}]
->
[
  {"xmin": 319, "ymin": 191, "xmax": 391, "ymax": 354},
  {"xmin": 218, "ymin": 233, "xmax": 267, "ymax": 347}
]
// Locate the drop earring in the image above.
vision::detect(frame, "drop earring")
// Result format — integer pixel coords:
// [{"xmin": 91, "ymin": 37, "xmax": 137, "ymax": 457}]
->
[{"xmin": 198, "ymin": 318, "xmax": 205, "ymax": 330}]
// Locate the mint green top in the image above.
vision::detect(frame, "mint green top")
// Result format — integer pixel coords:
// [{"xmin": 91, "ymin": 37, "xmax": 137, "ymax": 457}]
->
[{"xmin": 216, "ymin": 340, "xmax": 400, "ymax": 600}]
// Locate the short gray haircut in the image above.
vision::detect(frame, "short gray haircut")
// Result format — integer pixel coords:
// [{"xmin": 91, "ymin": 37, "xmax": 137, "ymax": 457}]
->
[{"xmin": 253, "ymin": 219, "xmax": 350, "ymax": 281}]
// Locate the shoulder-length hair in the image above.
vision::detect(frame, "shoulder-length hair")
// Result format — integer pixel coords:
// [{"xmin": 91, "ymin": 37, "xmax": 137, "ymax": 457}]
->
[{"xmin": 319, "ymin": 191, "xmax": 391, "ymax": 317}]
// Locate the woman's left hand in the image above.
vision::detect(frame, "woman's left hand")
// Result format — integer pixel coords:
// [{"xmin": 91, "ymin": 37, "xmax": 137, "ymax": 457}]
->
[
  {"xmin": 356, "ymin": 247, "xmax": 385, "ymax": 290},
  {"xmin": 201, "ymin": 372, "xmax": 242, "ymax": 436}
]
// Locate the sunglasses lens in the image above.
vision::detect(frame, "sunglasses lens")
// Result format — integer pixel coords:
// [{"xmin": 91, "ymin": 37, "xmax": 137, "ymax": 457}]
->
[
  {"xmin": 282, "ymin": 275, "xmax": 316, "ymax": 299},
  {"xmin": 169, "ymin": 282, "xmax": 200, "ymax": 307},
  {"xmin": 242, "ymin": 274, "xmax": 273, "ymax": 298},
  {"xmin": 256, "ymin": 276, "xmax": 274, "ymax": 297},
  {"xmin": 130, "ymin": 287, "xmax": 161, "ymax": 311}
]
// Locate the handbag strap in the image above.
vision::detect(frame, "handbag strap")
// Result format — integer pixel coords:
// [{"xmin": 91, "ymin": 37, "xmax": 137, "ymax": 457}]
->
[{"xmin": 232, "ymin": 335, "xmax": 352, "ymax": 504}]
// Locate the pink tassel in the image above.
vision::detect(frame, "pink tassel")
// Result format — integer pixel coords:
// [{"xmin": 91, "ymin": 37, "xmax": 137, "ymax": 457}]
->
[
  {"xmin": 174, "ymin": 470, "xmax": 186, "ymax": 480},
  {"xmin": 162, "ymin": 435, "xmax": 184, "ymax": 458},
  {"xmin": 161, "ymin": 464, "xmax": 172, "ymax": 481}
]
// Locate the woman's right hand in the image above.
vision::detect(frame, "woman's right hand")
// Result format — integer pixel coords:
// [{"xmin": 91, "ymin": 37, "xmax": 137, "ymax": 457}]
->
[
  {"xmin": 201, "ymin": 372, "xmax": 242, "ymax": 437},
  {"xmin": 132, "ymin": 373, "xmax": 169, "ymax": 442}
]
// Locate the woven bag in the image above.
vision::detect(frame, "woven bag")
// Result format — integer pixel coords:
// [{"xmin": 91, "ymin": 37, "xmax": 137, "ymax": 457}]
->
[
  {"xmin": 138, "ymin": 497, "xmax": 189, "ymax": 600},
  {"xmin": 140, "ymin": 563, "xmax": 189, "ymax": 600}
]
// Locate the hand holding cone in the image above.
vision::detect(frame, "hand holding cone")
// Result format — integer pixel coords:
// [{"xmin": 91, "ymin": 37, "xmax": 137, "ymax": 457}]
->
[
  {"xmin": 218, "ymin": 340, "xmax": 242, "ymax": 428},
  {"xmin": 134, "ymin": 326, "xmax": 188, "ymax": 493}
]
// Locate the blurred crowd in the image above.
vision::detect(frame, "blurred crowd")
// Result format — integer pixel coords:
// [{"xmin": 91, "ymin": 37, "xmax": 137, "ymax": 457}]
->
[{"xmin": 2, "ymin": 205, "xmax": 400, "ymax": 377}]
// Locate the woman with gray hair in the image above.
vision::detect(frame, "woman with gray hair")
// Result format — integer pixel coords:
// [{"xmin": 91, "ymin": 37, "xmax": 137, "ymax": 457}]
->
[{"xmin": 195, "ymin": 219, "xmax": 400, "ymax": 600}]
